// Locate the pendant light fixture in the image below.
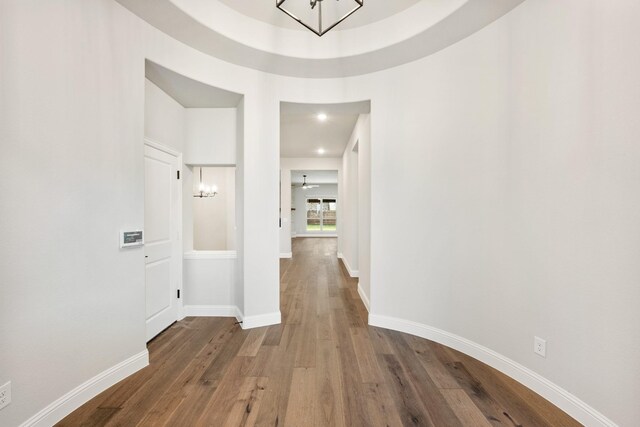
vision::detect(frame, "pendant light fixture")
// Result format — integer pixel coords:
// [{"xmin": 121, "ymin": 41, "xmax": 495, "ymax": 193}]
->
[
  {"xmin": 193, "ymin": 167, "xmax": 218, "ymax": 198},
  {"xmin": 277, "ymin": 0, "xmax": 364, "ymax": 37}
]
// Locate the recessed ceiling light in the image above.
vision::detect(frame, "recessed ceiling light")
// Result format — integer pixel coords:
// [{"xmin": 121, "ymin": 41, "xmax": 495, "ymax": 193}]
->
[
  {"xmin": 317, "ymin": 148, "xmax": 325, "ymax": 155},
  {"xmin": 317, "ymin": 113, "xmax": 327, "ymax": 121}
]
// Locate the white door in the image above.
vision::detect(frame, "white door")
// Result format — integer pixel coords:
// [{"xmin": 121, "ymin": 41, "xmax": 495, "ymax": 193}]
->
[{"xmin": 144, "ymin": 143, "xmax": 181, "ymax": 341}]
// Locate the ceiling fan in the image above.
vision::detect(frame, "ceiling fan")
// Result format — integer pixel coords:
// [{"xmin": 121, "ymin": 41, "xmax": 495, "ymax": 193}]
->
[{"xmin": 296, "ymin": 174, "xmax": 320, "ymax": 189}]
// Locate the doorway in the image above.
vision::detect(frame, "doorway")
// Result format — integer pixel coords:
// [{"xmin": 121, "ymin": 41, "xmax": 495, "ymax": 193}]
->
[
  {"xmin": 144, "ymin": 141, "xmax": 182, "ymax": 341},
  {"xmin": 291, "ymin": 170, "xmax": 339, "ymax": 238},
  {"xmin": 306, "ymin": 197, "xmax": 337, "ymax": 232},
  {"xmin": 279, "ymin": 101, "xmax": 371, "ymax": 312}
]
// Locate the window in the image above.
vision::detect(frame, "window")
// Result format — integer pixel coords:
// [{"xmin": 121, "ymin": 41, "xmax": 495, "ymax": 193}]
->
[{"xmin": 306, "ymin": 198, "xmax": 336, "ymax": 232}]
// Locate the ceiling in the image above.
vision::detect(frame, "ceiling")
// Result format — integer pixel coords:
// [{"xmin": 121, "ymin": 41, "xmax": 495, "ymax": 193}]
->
[
  {"xmin": 280, "ymin": 101, "xmax": 370, "ymax": 158},
  {"xmin": 291, "ymin": 170, "xmax": 338, "ymax": 185},
  {"xmin": 145, "ymin": 63, "xmax": 366, "ymax": 158},
  {"xmin": 145, "ymin": 61, "xmax": 242, "ymax": 108},
  {"xmin": 217, "ymin": 0, "xmax": 420, "ymax": 32},
  {"xmin": 117, "ymin": 0, "xmax": 525, "ymax": 78}
]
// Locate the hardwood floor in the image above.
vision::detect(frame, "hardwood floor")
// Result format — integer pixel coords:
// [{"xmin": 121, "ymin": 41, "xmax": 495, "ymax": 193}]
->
[{"xmin": 58, "ymin": 238, "xmax": 581, "ymax": 426}]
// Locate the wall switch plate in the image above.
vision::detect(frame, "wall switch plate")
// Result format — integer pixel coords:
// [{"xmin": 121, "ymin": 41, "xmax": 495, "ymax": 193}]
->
[
  {"xmin": 0, "ymin": 381, "xmax": 11, "ymax": 410},
  {"xmin": 534, "ymin": 336, "xmax": 547, "ymax": 358},
  {"xmin": 120, "ymin": 230, "xmax": 144, "ymax": 248}
]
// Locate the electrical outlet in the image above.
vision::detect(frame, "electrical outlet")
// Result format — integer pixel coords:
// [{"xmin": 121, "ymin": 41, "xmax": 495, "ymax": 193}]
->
[
  {"xmin": 0, "ymin": 381, "xmax": 11, "ymax": 410},
  {"xmin": 534, "ymin": 336, "xmax": 547, "ymax": 358}
]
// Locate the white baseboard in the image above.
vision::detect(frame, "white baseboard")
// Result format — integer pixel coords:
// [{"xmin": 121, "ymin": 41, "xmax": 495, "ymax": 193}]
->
[
  {"xmin": 279, "ymin": 252, "xmax": 292, "ymax": 259},
  {"xmin": 368, "ymin": 314, "xmax": 617, "ymax": 427},
  {"xmin": 240, "ymin": 311, "xmax": 281, "ymax": 329},
  {"xmin": 183, "ymin": 305, "xmax": 238, "ymax": 317},
  {"xmin": 183, "ymin": 250, "xmax": 237, "ymax": 260},
  {"xmin": 357, "ymin": 282, "xmax": 370, "ymax": 312},
  {"xmin": 20, "ymin": 350, "xmax": 149, "ymax": 427},
  {"xmin": 294, "ymin": 234, "xmax": 337, "ymax": 238},
  {"xmin": 340, "ymin": 256, "xmax": 359, "ymax": 278},
  {"xmin": 337, "ymin": 252, "xmax": 343, "ymax": 259},
  {"xmin": 234, "ymin": 306, "xmax": 244, "ymax": 324}
]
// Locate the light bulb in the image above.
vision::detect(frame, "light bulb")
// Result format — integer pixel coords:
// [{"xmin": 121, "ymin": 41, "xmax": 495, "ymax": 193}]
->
[
  {"xmin": 199, "ymin": 182, "xmax": 205, "ymax": 192},
  {"xmin": 211, "ymin": 185, "xmax": 218, "ymax": 194}
]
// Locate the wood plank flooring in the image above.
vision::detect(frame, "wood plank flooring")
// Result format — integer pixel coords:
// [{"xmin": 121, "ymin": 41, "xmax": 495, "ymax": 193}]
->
[{"xmin": 58, "ymin": 238, "xmax": 581, "ymax": 426}]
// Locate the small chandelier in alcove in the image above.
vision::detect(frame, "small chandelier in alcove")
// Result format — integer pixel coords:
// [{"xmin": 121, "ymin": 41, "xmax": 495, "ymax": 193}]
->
[
  {"xmin": 277, "ymin": 0, "xmax": 364, "ymax": 37},
  {"xmin": 193, "ymin": 167, "xmax": 218, "ymax": 198}
]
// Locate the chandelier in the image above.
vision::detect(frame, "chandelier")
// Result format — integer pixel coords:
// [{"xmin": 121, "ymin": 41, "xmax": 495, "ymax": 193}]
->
[
  {"xmin": 277, "ymin": 0, "xmax": 364, "ymax": 37},
  {"xmin": 193, "ymin": 167, "xmax": 218, "ymax": 198}
]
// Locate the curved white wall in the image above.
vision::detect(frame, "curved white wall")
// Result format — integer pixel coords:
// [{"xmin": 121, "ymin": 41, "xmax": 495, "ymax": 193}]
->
[
  {"xmin": 1, "ymin": 0, "xmax": 638, "ymax": 426},
  {"xmin": 366, "ymin": 2, "xmax": 640, "ymax": 425}
]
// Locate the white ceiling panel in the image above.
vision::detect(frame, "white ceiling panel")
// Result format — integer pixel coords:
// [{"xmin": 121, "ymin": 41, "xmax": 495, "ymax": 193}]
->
[
  {"xmin": 217, "ymin": 0, "xmax": 420, "ymax": 31},
  {"xmin": 280, "ymin": 101, "xmax": 370, "ymax": 158}
]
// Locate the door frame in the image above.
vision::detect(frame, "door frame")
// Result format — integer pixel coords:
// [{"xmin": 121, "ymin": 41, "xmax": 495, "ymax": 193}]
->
[
  {"xmin": 144, "ymin": 138, "xmax": 184, "ymax": 330},
  {"xmin": 304, "ymin": 195, "xmax": 338, "ymax": 235}
]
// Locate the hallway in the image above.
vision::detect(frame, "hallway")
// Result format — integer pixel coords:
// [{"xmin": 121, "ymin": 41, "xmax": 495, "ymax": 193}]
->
[{"xmin": 58, "ymin": 238, "xmax": 579, "ymax": 426}]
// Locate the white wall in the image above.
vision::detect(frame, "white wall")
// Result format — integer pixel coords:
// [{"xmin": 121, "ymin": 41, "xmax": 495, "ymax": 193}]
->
[
  {"xmin": 2, "ymin": 0, "xmax": 639, "ymax": 426},
  {"xmin": 183, "ymin": 253, "xmax": 235, "ymax": 308},
  {"xmin": 340, "ymin": 114, "xmax": 371, "ymax": 288},
  {"xmin": 145, "ymin": 79, "xmax": 196, "ymax": 254},
  {"xmin": 357, "ymin": 114, "xmax": 371, "ymax": 308},
  {"xmin": 144, "ymin": 79, "xmax": 184, "ymax": 152},
  {"xmin": 225, "ymin": 167, "xmax": 236, "ymax": 250},
  {"xmin": 292, "ymin": 184, "xmax": 338, "ymax": 236},
  {"xmin": 0, "ymin": 3, "xmax": 277, "ymax": 424},
  {"xmin": 279, "ymin": 166, "xmax": 292, "ymax": 255},
  {"xmin": 234, "ymin": 99, "xmax": 245, "ymax": 316},
  {"xmin": 192, "ymin": 167, "xmax": 235, "ymax": 251},
  {"xmin": 1, "ymin": 2, "xmax": 148, "ymax": 425},
  {"xmin": 366, "ymin": 2, "xmax": 640, "ymax": 426},
  {"xmin": 340, "ymin": 139, "xmax": 358, "ymax": 273},
  {"xmin": 184, "ymin": 108, "xmax": 236, "ymax": 165}
]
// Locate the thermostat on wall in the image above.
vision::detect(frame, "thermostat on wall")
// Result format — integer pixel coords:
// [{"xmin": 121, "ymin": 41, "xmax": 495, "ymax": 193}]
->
[{"xmin": 120, "ymin": 230, "xmax": 144, "ymax": 248}]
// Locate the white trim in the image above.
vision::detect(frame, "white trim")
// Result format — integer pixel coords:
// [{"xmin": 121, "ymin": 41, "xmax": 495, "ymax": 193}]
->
[
  {"xmin": 241, "ymin": 311, "xmax": 281, "ymax": 329},
  {"xmin": 357, "ymin": 282, "xmax": 370, "ymax": 312},
  {"xmin": 176, "ymin": 151, "xmax": 184, "ymax": 324},
  {"xmin": 368, "ymin": 314, "xmax": 618, "ymax": 427},
  {"xmin": 183, "ymin": 305, "xmax": 238, "ymax": 317},
  {"xmin": 144, "ymin": 138, "xmax": 181, "ymax": 157},
  {"xmin": 20, "ymin": 350, "xmax": 149, "ymax": 427},
  {"xmin": 337, "ymin": 252, "xmax": 343, "ymax": 259},
  {"xmin": 183, "ymin": 250, "xmax": 237, "ymax": 260},
  {"xmin": 340, "ymin": 256, "xmax": 359, "ymax": 278},
  {"xmin": 192, "ymin": 163, "xmax": 236, "ymax": 167},
  {"xmin": 280, "ymin": 252, "xmax": 292, "ymax": 259},
  {"xmin": 294, "ymin": 234, "xmax": 338, "ymax": 238},
  {"xmin": 144, "ymin": 141, "xmax": 183, "ymax": 341},
  {"xmin": 234, "ymin": 306, "xmax": 244, "ymax": 324}
]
